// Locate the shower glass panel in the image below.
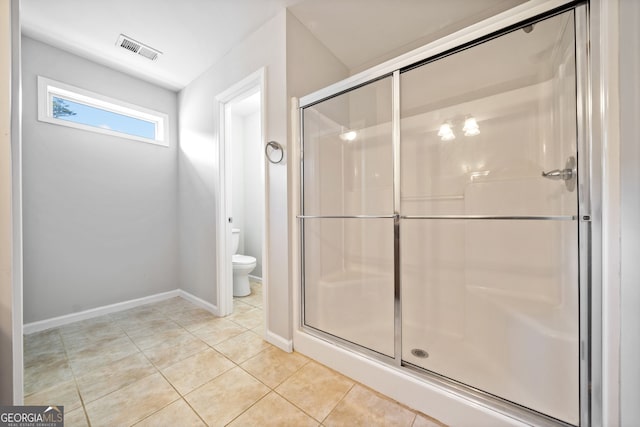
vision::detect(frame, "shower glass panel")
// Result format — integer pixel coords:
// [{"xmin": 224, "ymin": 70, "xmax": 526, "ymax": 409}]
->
[
  {"xmin": 302, "ymin": 77, "xmax": 393, "ymax": 217},
  {"xmin": 400, "ymin": 10, "xmax": 579, "ymax": 425},
  {"xmin": 303, "ymin": 218, "xmax": 395, "ymax": 356},
  {"xmin": 302, "ymin": 77, "xmax": 395, "ymax": 357}
]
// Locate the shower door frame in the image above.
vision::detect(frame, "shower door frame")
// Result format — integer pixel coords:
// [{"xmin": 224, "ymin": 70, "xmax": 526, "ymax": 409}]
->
[{"xmin": 295, "ymin": 1, "xmax": 599, "ymax": 426}]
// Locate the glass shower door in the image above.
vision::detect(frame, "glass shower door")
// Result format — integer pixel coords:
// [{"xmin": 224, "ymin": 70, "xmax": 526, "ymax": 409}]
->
[
  {"xmin": 399, "ymin": 10, "xmax": 580, "ymax": 425},
  {"xmin": 301, "ymin": 77, "xmax": 396, "ymax": 357}
]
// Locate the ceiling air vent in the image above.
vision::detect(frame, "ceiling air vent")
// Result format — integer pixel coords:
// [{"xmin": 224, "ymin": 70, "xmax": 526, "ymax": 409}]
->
[{"xmin": 116, "ymin": 34, "xmax": 162, "ymax": 61}]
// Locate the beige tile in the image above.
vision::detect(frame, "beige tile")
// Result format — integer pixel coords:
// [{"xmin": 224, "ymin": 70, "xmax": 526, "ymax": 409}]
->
[
  {"xmin": 24, "ymin": 345, "xmax": 67, "ymax": 369},
  {"xmin": 188, "ymin": 314, "xmax": 232, "ymax": 331},
  {"xmin": 128, "ymin": 324, "xmax": 191, "ymax": 350},
  {"xmin": 240, "ymin": 293, "xmax": 263, "ymax": 308},
  {"xmin": 241, "ymin": 347, "xmax": 309, "ymax": 388},
  {"xmin": 185, "ymin": 367, "xmax": 269, "ymax": 427},
  {"xmin": 64, "ymin": 408, "xmax": 89, "ymax": 427},
  {"xmin": 85, "ymin": 373, "xmax": 179, "ymax": 427},
  {"xmin": 113, "ymin": 311, "xmax": 169, "ymax": 333},
  {"xmin": 412, "ymin": 413, "xmax": 448, "ymax": 427},
  {"xmin": 214, "ymin": 330, "xmax": 272, "ymax": 364},
  {"xmin": 75, "ymin": 352, "xmax": 156, "ymax": 403},
  {"xmin": 134, "ymin": 399, "xmax": 205, "ymax": 427},
  {"xmin": 191, "ymin": 318, "xmax": 247, "ymax": 346},
  {"xmin": 324, "ymin": 384, "xmax": 416, "ymax": 427},
  {"xmin": 63, "ymin": 330, "xmax": 132, "ymax": 355},
  {"xmin": 228, "ymin": 391, "xmax": 318, "ymax": 427},
  {"xmin": 150, "ymin": 297, "xmax": 196, "ymax": 314},
  {"xmin": 181, "ymin": 314, "xmax": 222, "ymax": 333},
  {"xmin": 165, "ymin": 306, "xmax": 211, "ymax": 322},
  {"xmin": 66, "ymin": 335, "xmax": 139, "ymax": 376},
  {"xmin": 237, "ymin": 282, "xmax": 263, "ymax": 308},
  {"xmin": 25, "ymin": 379, "xmax": 82, "ymax": 412},
  {"xmin": 275, "ymin": 361, "xmax": 354, "ymax": 422},
  {"xmin": 162, "ymin": 349, "xmax": 234, "ymax": 395},
  {"xmin": 168, "ymin": 307, "xmax": 219, "ymax": 331},
  {"xmin": 24, "ymin": 356, "xmax": 74, "ymax": 396},
  {"xmin": 59, "ymin": 317, "xmax": 121, "ymax": 344},
  {"xmin": 123, "ymin": 317, "xmax": 181, "ymax": 333},
  {"xmin": 109, "ymin": 304, "xmax": 164, "ymax": 323},
  {"xmin": 113, "ymin": 314, "xmax": 176, "ymax": 334},
  {"xmin": 228, "ymin": 307, "xmax": 263, "ymax": 329},
  {"xmin": 252, "ymin": 323, "xmax": 266, "ymax": 337},
  {"xmin": 143, "ymin": 334, "xmax": 208, "ymax": 369},
  {"xmin": 230, "ymin": 300, "xmax": 254, "ymax": 316},
  {"xmin": 58, "ymin": 316, "xmax": 113, "ymax": 335},
  {"xmin": 24, "ymin": 329, "xmax": 63, "ymax": 354}
]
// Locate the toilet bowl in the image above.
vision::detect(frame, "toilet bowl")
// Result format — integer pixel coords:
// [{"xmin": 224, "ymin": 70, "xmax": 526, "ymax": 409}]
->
[
  {"xmin": 231, "ymin": 228, "xmax": 256, "ymax": 297},
  {"xmin": 232, "ymin": 254, "xmax": 256, "ymax": 297}
]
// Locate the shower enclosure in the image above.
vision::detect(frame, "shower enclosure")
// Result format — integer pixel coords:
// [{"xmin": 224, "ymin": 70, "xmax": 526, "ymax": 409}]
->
[{"xmin": 299, "ymin": 4, "xmax": 590, "ymax": 426}]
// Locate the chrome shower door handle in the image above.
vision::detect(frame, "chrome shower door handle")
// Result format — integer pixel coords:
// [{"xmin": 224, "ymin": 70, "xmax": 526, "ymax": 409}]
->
[
  {"xmin": 541, "ymin": 156, "xmax": 576, "ymax": 191},
  {"xmin": 541, "ymin": 169, "xmax": 573, "ymax": 180}
]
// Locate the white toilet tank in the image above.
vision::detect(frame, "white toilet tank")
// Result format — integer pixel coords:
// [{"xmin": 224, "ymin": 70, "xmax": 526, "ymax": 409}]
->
[{"xmin": 232, "ymin": 228, "xmax": 240, "ymax": 254}]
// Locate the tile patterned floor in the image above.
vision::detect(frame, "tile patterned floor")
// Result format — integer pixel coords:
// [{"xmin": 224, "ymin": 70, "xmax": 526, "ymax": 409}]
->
[{"xmin": 24, "ymin": 281, "xmax": 445, "ymax": 427}]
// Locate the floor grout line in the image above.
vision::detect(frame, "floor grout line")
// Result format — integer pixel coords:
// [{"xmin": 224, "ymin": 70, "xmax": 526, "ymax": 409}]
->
[
  {"xmin": 21, "ymin": 283, "xmax": 433, "ymax": 427},
  {"xmin": 74, "ymin": 310, "xmax": 162, "ymax": 426},
  {"xmin": 56, "ymin": 326, "xmax": 91, "ymax": 427},
  {"xmin": 222, "ymin": 389, "xmax": 271, "ymax": 426},
  {"xmin": 134, "ymin": 296, "xmax": 263, "ymax": 426},
  {"xmin": 24, "ymin": 294, "xmax": 255, "ymax": 427},
  {"xmin": 121, "ymin": 312, "xmax": 187, "ymax": 426},
  {"xmin": 320, "ymin": 382, "xmax": 356, "ymax": 424}
]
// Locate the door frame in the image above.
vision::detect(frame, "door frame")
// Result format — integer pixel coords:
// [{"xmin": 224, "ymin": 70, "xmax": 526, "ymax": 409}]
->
[
  {"xmin": 7, "ymin": 0, "xmax": 23, "ymax": 405},
  {"xmin": 215, "ymin": 68, "xmax": 266, "ymax": 317}
]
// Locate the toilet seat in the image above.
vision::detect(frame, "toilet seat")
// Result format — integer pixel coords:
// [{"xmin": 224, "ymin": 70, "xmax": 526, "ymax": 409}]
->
[{"xmin": 233, "ymin": 254, "xmax": 256, "ymax": 265}]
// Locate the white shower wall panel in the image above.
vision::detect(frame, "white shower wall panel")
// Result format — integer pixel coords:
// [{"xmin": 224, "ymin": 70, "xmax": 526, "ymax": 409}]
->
[{"xmin": 303, "ymin": 218, "xmax": 395, "ymax": 357}]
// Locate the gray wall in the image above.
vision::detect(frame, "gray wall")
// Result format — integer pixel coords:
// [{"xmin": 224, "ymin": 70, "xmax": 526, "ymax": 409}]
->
[
  {"xmin": 179, "ymin": 11, "xmax": 287, "ymax": 323},
  {"xmin": 177, "ymin": 9, "xmax": 348, "ymax": 344},
  {"xmin": 619, "ymin": 0, "xmax": 640, "ymax": 424},
  {"xmin": 22, "ymin": 37, "xmax": 179, "ymax": 323}
]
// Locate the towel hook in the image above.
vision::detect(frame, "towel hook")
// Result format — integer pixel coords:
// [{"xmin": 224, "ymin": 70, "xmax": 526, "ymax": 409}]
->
[{"xmin": 265, "ymin": 141, "xmax": 284, "ymax": 164}]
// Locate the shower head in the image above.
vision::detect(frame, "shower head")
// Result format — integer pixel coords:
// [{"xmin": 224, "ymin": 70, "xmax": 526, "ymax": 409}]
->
[{"xmin": 522, "ymin": 24, "xmax": 535, "ymax": 34}]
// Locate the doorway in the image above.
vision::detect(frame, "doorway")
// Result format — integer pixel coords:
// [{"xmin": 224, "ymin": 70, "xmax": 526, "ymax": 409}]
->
[{"xmin": 216, "ymin": 69, "xmax": 267, "ymax": 320}]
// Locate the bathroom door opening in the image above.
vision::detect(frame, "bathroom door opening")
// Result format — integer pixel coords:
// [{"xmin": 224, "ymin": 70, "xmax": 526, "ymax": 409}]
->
[
  {"xmin": 298, "ymin": 5, "xmax": 591, "ymax": 427},
  {"xmin": 216, "ymin": 69, "xmax": 266, "ymax": 319}
]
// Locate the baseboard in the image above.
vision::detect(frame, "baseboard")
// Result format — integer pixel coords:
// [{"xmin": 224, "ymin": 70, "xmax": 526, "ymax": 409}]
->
[
  {"xmin": 178, "ymin": 289, "xmax": 220, "ymax": 316},
  {"xmin": 248, "ymin": 274, "xmax": 262, "ymax": 283},
  {"xmin": 23, "ymin": 290, "xmax": 180, "ymax": 335},
  {"xmin": 265, "ymin": 329, "xmax": 293, "ymax": 352}
]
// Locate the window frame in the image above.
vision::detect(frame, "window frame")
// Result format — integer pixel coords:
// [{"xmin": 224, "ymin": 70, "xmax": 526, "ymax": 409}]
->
[{"xmin": 37, "ymin": 76, "xmax": 169, "ymax": 147}]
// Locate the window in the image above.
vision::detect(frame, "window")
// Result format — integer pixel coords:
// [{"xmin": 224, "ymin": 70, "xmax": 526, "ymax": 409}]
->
[{"xmin": 37, "ymin": 76, "xmax": 169, "ymax": 146}]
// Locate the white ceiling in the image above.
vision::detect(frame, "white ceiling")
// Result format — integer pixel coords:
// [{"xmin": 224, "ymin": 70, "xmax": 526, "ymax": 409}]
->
[
  {"xmin": 20, "ymin": 0, "xmax": 304, "ymax": 91},
  {"xmin": 21, "ymin": 0, "xmax": 528, "ymax": 92},
  {"xmin": 288, "ymin": 0, "xmax": 527, "ymax": 73}
]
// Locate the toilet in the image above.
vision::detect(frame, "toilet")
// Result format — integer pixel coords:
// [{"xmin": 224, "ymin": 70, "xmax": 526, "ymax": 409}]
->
[{"xmin": 232, "ymin": 228, "xmax": 256, "ymax": 297}]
